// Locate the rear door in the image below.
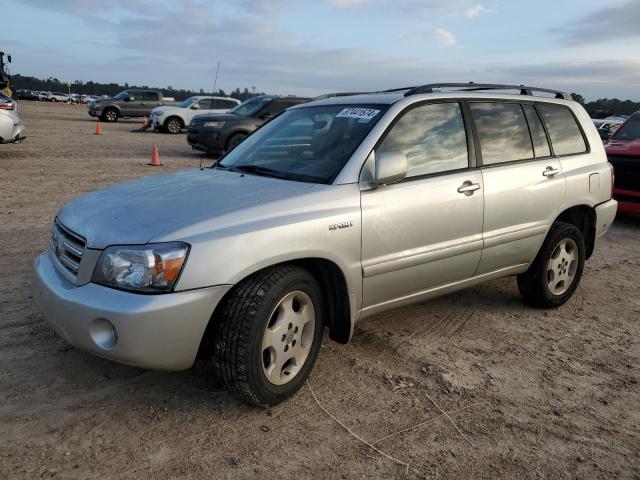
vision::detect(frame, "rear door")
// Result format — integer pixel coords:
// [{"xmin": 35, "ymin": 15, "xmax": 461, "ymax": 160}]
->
[
  {"xmin": 361, "ymin": 101, "xmax": 484, "ymax": 309},
  {"xmin": 138, "ymin": 91, "xmax": 160, "ymax": 116},
  {"xmin": 470, "ymin": 101, "xmax": 566, "ymax": 274}
]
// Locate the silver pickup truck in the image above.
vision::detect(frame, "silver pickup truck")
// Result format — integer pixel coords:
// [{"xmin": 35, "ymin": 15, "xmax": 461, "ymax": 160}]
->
[{"xmin": 33, "ymin": 83, "xmax": 617, "ymax": 405}]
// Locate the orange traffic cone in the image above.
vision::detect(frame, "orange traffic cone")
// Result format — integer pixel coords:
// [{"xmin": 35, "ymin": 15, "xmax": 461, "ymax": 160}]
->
[
  {"xmin": 147, "ymin": 144, "xmax": 161, "ymax": 166},
  {"xmin": 95, "ymin": 122, "xmax": 102, "ymax": 135},
  {"xmin": 143, "ymin": 116, "xmax": 149, "ymax": 126}
]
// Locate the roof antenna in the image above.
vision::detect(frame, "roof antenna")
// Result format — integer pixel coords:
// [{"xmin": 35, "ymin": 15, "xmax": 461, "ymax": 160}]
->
[{"xmin": 209, "ymin": 61, "xmax": 221, "ymax": 116}]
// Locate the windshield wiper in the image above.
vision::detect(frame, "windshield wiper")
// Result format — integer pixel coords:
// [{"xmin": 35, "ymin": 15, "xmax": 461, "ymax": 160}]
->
[{"xmin": 231, "ymin": 164, "xmax": 290, "ymax": 179}]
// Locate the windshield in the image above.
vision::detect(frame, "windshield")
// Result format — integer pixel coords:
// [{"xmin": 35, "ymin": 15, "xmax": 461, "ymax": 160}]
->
[
  {"xmin": 218, "ymin": 104, "xmax": 388, "ymax": 184},
  {"xmin": 612, "ymin": 115, "xmax": 640, "ymax": 141},
  {"xmin": 229, "ymin": 97, "xmax": 271, "ymax": 116},
  {"xmin": 113, "ymin": 91, "xmax": 129, "ymax": 100},
  {"xmin": 177, "ymin": 96, "xmax": 197, "ymax": 108}
]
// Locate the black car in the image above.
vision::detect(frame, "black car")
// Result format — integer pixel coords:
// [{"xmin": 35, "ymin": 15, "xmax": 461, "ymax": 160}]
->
[{"xmin": 187, "ymin": 95, "xmax": 310, "ymax": 156}]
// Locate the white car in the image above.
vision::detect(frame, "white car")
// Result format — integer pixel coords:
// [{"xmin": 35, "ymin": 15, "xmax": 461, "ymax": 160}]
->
[
  {"xmin": 46, "ymin": 92, "xmax": 70, "ymax": 102},
  {"xmin": 0, "ymin": 92, "xmax": 25, "ymax": 144},
  {"xmin": 149, "ymin": 96, "xmax": 240, "ymax": 134}
]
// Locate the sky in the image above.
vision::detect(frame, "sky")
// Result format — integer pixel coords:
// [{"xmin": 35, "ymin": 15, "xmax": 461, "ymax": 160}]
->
[{"xmin": 1, "ymin": 0, "xmax": 640, "ymax": 100}]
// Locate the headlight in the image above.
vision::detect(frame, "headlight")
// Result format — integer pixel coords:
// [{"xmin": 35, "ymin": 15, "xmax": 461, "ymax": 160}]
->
[
  {"xmin": 92, "ymin": 242, "xmax": 189, "ymax": 293},
  {"xmin": 204, "ymin": 121, "xmax": 225, "ymax": 128},
  {"xmin": 154, "ymin": 110, "xmax": 164, "ymax": 117}
]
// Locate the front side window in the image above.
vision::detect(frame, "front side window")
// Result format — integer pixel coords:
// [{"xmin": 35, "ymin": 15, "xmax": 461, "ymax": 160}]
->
[
  {"xmin": 113, "ymin": 91, "xmax": 129, "ymax": 100},
  {"xmin": 218, "ymin": 104, "xmax": 387, "ymax": 184},
  {"xmin": 177, "ymin": 97, "xmax": 197, "ymax": 108},
  {"xmin": 612, "ymin": 114, "xmax": 640, "ymax": 141},
  {"xmin": 470, "ymin": 102, "xmax": 534, "ymax": 165},
  {"xmin": 195, "ymin": 99, "xmax": 213, "ymax": 109},
  {"xmin": 378, "ymin": 102, "xmax": 469, "ymax": 177},
  {"xmin": 538, "ymin": 104, "xmax": 587, "ymax": 156}
]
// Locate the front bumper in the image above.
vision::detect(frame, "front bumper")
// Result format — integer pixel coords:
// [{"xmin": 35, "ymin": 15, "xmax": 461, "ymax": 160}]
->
[
  {"xmin": 187, "ymin": 129, "xmax": 222, "ymax": 154},
  {"xmin": 32, "ymin": 252, "xmax": 231, "ymax": 370},
  {"xmin": 595, "ymin": 199, "xmax": 618, "ymax": 237}
]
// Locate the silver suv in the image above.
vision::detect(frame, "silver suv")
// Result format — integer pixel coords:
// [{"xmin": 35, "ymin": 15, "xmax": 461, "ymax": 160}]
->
[{"xmin": 32, "ymin": 83, "xmax": 617, "ymax": 405}]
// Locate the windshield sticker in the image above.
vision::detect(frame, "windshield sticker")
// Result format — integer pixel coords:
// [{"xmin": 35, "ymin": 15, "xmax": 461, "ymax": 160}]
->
[{"xmin": 336, "ymin": 108, "xmax": 380, "ymax": 123}]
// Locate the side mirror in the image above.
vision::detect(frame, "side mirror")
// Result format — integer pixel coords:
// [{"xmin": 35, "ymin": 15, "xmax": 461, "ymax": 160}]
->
[
  {"xmin": 190, "ymin": 104, "xmax": 200, "ymax": 109},
  {"xmin": 374, "ymin": 151, "xmax": 407, "ymax": 186},
  {"xmin": 259, "ymin": 112, "xmax": 273, "ymax": 120},
  {"xmin": 124, "ymin": 96, "xmax": 134, "ymax": 102},
  {"xmin": 7, "ymin": 55, "xmax": 11, "ymax": 63}
]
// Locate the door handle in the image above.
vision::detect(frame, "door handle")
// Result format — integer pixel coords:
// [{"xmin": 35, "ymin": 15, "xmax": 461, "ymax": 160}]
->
[
  {"xmin": 457, "ymin": 182, "xmax": 481, "ymax": 195},
  {"xmin": 543, "ymin": 167, "xmax": 560, "ymax": 177}
]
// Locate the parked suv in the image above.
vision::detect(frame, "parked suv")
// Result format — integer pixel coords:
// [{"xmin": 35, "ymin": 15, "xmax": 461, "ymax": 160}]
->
[
  {"xmin": 89, "ymin": 89, "xmax": 164, "ymax": 122},
  {"xmin": 605, "ymin": 111, "xmax": 640, "ymax": 213},
  {"xmin": 187, "ymin": 95, "xmax": 310, "ymax": 155},
  {"xmin": 149, "ymin": 96, "xmax": 240, "ymax": 134},
  {"xmin": 32, "ymin": 83, "xmax": 617, "ymax": 406}
]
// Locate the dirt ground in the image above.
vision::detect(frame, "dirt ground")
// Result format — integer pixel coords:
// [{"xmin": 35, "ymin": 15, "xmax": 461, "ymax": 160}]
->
[{"xmin": 1, "ymin": 102, "xmax": 639, "ymax": 479}]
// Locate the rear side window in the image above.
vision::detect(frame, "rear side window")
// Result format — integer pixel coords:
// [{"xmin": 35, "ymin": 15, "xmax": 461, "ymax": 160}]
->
[
  {"xmin": 470, "ymin": 102, "xmax": 534, "ymax": 165},
  {"xmin": 523, "ymin": 104, "xmax": 551, "ymax": 158},
  {"xmin": 142, "ymin": 91, "xmax": 159, "ymax": 101},
  {"xmin": 378, "ymin": 102, "xmax": 469, "ymax": 178},
  {"xmin": 612, "ymin": 114, "xmax": 640, "ymax": 141},
  {"xmin": 216, "ymin": 99, "xmax": 237, "ymax": 109},
  {"xmin": 538, "ymin": 104, "xmax": 587, "ymax": 156}
]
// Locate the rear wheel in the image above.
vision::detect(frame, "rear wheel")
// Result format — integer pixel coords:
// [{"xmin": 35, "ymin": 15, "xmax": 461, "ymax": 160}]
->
[
  {"xmin": 212, "ymin": 266, "xmax": 324, "ymax": 406},
  {"xmin": 517, "ymin": 222, "xmax": 585, "ymax": 308},
  {"xmin": 102, "ymin": 108, "xmax": 118, "ymax": 122},
  {"xmin": 164, "ymin": 117, "xmax": 183, "ymax": 134}
]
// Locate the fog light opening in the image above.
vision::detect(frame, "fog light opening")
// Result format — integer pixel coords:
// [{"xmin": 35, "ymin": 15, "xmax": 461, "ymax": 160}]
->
[{"xmin": 90, "ymin": 318, "xmax": 119, "ymax": 350}]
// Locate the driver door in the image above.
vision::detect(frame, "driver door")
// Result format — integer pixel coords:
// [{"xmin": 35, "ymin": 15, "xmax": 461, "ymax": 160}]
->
[{"xmin": 361, "ymin": 102, "xmax": 484, "ymax": 309}]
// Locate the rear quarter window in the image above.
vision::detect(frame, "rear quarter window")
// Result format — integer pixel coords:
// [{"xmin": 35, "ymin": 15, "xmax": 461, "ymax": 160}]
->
[{"xmin": 538, "ymin": 104, "xmax": 587, "ymax": 156}]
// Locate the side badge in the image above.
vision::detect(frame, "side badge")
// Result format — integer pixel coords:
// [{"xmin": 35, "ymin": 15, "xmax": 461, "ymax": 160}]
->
[{"xmin": 329, "ymin": 221, "xmax": 353, "ymax": 231}]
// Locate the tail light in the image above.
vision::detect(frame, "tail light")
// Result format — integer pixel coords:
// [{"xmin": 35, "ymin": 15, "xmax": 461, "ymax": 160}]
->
[
  {"xmin": 0, "ymin": 102, "xmax": 15, "ymax": 111},
  {"xmin": 609, "ymin": 162, "xmax": 615, "ymax": 198}
]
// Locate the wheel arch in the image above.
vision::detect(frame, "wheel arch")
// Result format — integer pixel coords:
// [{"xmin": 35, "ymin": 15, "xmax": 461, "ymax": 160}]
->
[
  {"xmin": 164, "ymin": 115, "xmax": 185, "ymax": 129},
  {"xmin": 554, "ymin": 204, "xmax": 596, "ymax": 259},
  {"xmin": 196, "ymin": 257, "xmax": 353, "ymax": 361}
]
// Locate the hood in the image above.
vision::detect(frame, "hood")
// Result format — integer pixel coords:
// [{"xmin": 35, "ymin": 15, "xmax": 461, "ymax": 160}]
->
[
  {"xmin": 151, "ymin": 105, "xmax": 173, "ymax": 115},
  {"xmin": 605, "ymin": 139, "xmax": 640, "ymax": 156},
  {"xmin": 192, "ymin": 113, "xmax": 243, "ymax": 122},
  {"xmin": 57, "ymin": 168, "xmax": 315, "ymax": 249}
]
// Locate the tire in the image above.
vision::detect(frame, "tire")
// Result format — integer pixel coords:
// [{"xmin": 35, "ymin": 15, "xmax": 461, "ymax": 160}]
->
[
  {"xmin": 226, "ymin": 133, "xmax": 246, "ymax": 151},
  {"xmin": 212, "ymin": 265, "xmax": 324, "ymax": 406},
  {"xmin": 102, "ymin": 108, "xmax": 118, "ymax": 122},
  {"xmin": 517, "ymin": 222, "xmax": 585, "ymax": 308},
  {"xmin": 164, "ymin": 117, "xmax": 183, "ymax": 134}
]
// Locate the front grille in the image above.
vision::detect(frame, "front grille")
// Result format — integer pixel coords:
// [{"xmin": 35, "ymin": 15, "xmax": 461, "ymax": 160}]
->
[
  {"xmin": 50, "ymin": 219, "xmax": 86, "ymax": 278},
  {"xmin": 608, "ymin": 155, "xmax": 640, "ymax": 191}
]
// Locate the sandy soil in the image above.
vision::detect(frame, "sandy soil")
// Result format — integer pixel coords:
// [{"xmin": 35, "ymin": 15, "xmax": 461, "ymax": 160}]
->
[{"xmin": 1, "ymin": 102, "xmax": 639, "ymax": 479}]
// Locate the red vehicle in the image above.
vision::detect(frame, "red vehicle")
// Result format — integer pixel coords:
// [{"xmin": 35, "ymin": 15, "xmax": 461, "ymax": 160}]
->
[{"xmin": 605, "ymin": 112, "xmax": 640, "ymax": 213}]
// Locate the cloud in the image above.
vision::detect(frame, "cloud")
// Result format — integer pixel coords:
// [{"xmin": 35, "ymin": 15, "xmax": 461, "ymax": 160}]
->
[
  {"xmin": 435, "ymin": 28, "xmax": 457, "ymax": 45},
  {"xmin": 324, "ymin": 0, "xmax": 369, "ymax": 5},
  {"xmin": 465, "ymin": 4, "xmax": 487, "ymax": 18},
  {"xmin": 557, "ymin": 0, "xmax": 640, "ymax": 45}
]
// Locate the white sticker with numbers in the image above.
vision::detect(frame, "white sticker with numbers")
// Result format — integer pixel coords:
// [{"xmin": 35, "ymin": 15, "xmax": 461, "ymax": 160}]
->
[{"xmin": 335, "ymin": 108, "xmax": 380, "ymax": 122}]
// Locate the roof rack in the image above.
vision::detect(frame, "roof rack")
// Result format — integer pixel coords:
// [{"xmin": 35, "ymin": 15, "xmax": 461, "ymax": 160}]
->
[{"xmin": 402, "ymin": 82, "xmax": 572, "ymax": 100}]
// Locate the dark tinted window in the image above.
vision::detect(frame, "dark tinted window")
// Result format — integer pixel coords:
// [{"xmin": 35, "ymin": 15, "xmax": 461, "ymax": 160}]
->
[
  {"xmin": 470, "ymin": 102, "xmax": 533, "ymax": 164},
  {"xmin": 612, "ymin": 114, "xmax": 640, "ymax": 141},
  {"xmin": 216, "ymin": 99, "xmax": 237, "ymax": 109},
  {"xmin": 523, "ymin": 104, "xmax": 551, "ymax": 158},
  {"xmin": 539, "ymin": 105, "xmax": 587, "ymax": 155},
  {"xmin": 379, "ymin": 102, "xmax": 468, "ymax": 177},
  {"xmin": 142, "ymin": 91, "xmax": 159, "ymax": 101},
  {"xmin": 195, "ymin": 99, "xmax": 213, "ymax": 109}
]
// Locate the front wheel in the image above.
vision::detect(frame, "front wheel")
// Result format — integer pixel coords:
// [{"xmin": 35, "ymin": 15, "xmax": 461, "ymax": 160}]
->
[
  {"xmin": 164, "ymin": 117, "xmax": 183, "ymax": 134},
  {"xmin": 517, "ymin": 222, "xmax": 585, "ymax": 308},
  {"xmin": 102, "ymin": 108, "xmax": 118, "ymax": 122},
  {"xmin": 212, "ymin": 266, "xmax": 324, "ymax": 405}
]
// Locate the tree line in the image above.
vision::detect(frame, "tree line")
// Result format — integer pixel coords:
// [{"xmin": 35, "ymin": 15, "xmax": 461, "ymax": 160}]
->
[
  {"xmin": 571, "ymin": 93, "xmax": 640, "ymax": 118},
  {"xmin": 10, "ymin": 74, "xmax": 265, "ymax": 102}
]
